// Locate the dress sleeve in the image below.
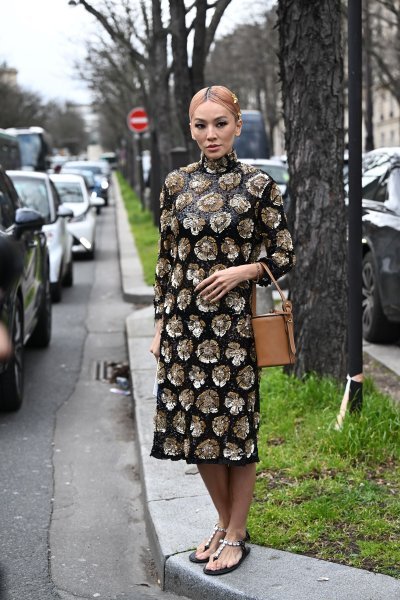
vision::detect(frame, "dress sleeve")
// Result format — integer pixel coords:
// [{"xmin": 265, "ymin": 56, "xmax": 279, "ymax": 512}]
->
[
  {"xmin": 256, "ymin": 180, "xmax": 296, "ymax": 287},
  {"xmin": 153, "ymin": 184, "xmax": 174, "ymax": 320}
]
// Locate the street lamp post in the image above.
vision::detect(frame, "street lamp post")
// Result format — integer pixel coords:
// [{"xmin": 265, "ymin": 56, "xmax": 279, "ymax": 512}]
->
[{"xmin": 336, "ymin": 0, "xmax": 364, "ymax": 429}]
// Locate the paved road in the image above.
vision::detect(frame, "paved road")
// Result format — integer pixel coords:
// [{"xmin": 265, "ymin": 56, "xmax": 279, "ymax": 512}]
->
[{"xmin": 0, "ymin": 192, "xmax": 187, "ymax": 600}]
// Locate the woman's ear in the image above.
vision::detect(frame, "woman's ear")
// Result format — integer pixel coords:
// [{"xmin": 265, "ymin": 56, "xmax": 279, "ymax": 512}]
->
[{"xmin": 235, "ymin": 119, "xmax": 243, "ymax": 137}]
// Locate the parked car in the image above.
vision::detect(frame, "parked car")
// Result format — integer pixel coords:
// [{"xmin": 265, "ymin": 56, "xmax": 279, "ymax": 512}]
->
[
  {"xmin": 353, "ymin": 147, "xmax": 400, "ymax": 343},
  {"xmin": 61, "ymin": 161, "xmax": 110, "ymax": 204},
  {"xmin": 50, "ymin": 173, "xmax": 104, "ymax": 259},
  {"xmin": 0, "ymin": 166, "xmax": 52, "ymax": 411},
  {"xmin": 8, "ymin": 171, "xmax": 74, "ymax": 302}
]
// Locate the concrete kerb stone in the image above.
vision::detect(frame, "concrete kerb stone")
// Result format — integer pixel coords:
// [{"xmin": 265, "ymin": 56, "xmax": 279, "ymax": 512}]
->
[{"xmin": 113, "ymin": 173, "xmax": 154, "ymax": 304}]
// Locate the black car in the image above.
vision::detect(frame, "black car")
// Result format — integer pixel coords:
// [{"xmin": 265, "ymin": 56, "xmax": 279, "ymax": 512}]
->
[
  {"xmin": 0, "ymin": 166, "xmax": 52, "ymax": 411},
  {"xmin": 358, "ymin": 148, "xmax": 400, "ymax": 343}
]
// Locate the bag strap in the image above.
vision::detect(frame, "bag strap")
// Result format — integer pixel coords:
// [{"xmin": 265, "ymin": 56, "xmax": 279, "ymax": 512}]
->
[{"xmin": 251, "ymin": 262, "xmax": 292, "ymax": 317}]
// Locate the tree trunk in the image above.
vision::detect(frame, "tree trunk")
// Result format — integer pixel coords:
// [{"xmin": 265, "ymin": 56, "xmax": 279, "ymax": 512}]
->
[
  {"xmin": 277, "ymin": 0, "xmax": 347, "ymax": 381},
  {"xmin": 169, "ymin": 0, "xmax": 194, "ymax": 153}
]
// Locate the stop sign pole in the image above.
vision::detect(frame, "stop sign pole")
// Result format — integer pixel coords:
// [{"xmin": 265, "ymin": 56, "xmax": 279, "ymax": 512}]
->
[{"xmin": 127, "ymin": 107, "xmax": 149, "ymax": 207}]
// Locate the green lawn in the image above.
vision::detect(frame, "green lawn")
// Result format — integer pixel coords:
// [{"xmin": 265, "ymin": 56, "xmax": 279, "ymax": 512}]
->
[
  {"xmin": 116, "ymin": 172, "xmax": 159, "ymax": 286},
  {"xmin": 250, "ymin": 369, "xmax": 400, "ymax": 578},
  {"xmin": 116, "ymin": 174, "xmax": 400, "ymax": 578}
]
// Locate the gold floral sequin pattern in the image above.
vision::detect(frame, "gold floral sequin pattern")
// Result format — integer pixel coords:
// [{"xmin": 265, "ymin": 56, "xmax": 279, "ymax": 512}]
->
[{"xmin": 151, "ymin": 149, "xmax": 296, "ymax": 465}]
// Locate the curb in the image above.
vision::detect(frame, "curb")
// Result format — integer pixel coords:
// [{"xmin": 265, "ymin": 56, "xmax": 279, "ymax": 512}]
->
[{"xmin": 113, "ymin": 173, "xmax": 154, "ymax": 304}]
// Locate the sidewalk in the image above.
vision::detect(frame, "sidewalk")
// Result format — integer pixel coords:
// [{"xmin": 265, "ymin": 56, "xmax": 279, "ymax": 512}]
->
[{"xmin": 114, "ymin": 176, "xmax": 400, "ymax": 600}]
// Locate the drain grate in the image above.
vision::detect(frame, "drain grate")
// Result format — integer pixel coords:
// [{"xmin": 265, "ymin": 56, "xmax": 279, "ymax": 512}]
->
[
  {"xmin": 92, "ymin": 360, "xmax": 131, "ymax": 383},
  {"xmin": 92, "ymin": 360, "xmax": 113, "ymax": 381}
]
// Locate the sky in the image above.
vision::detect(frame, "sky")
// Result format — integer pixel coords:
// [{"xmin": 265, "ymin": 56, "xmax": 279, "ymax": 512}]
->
[{"xmin": 0, "ymin": 0, "xmax": 267, "ymax": 106}]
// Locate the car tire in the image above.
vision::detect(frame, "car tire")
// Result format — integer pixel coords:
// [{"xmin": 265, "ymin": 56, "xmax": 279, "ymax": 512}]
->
[
  {"xmin": 0, "ymin": 295, "xmax": 24, "ymax": 411},
  {"xmin": 87, "ymin": 242, "xmax": 95, "ymax": 260},
  {"xmin": 51, "ymin": 276, "xmax": 62, "ymax": 303},
  {"xmin": 63, "ymin": 259, "xmax": 73, "ymax": 287},
  {"xmin": 29, "ymin": 271, "xmax": 52, "ymax": 348},
  {"xmin": 362, "ymin": 251, "xmax": 400, "ymax": 343}
]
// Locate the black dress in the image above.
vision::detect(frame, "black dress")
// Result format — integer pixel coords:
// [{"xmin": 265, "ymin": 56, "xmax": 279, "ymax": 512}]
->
[{"xmin": 151, "ymin": 150, "xmax": 295, "ymax": 465}]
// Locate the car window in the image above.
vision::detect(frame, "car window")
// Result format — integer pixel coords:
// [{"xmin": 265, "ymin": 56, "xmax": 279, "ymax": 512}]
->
[
  {"xmin": 0, "ymin": 177, "xmax": 16, "ymax": 229},
  {"xmin": 53, "ymin": 181, "xmax": 84, "ymax": 203},
  {"xmin": 11, "ymin": 178, "xmax": 51, "ymax": 221},
  {"xmin": 386, "ymin": 167, "xmax": 400, "ymax": 212},
  {"xmin": 362, "ymin": 163, "xmax": 388, "ymax": 200}
]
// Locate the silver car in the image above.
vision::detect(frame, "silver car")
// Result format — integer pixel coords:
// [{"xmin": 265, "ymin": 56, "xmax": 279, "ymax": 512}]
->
[
  {"xmin": 7, "ymin": 170, "xmax": 74, "ymax": 302},
  {"xmin": 50, "ymin": 173, "xmax": 104, "ymax": 259}
]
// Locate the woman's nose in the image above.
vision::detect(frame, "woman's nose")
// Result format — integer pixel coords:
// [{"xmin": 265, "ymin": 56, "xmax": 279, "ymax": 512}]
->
[{"xmin": 206, "ymin": 126, "xmax": 217, "ymax": 140}]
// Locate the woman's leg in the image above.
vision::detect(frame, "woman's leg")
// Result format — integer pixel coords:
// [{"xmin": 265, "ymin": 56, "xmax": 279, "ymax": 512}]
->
[
  {"xmin": 205, "ymin": 462, "xmax": 256, "ymax": 571},
  {"xmin": 194, "ymin": 464, "xmax": 231, "ymax": 560}
]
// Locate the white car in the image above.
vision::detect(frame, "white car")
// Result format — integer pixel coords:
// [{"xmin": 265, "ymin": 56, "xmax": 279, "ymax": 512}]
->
[
  {"xmin": 8, "ymin": 170, "xmax": 74, "ymax": 302},
  {"xmin": 50, "ymin": 173, "xmax": 104, "ymax": 259}
]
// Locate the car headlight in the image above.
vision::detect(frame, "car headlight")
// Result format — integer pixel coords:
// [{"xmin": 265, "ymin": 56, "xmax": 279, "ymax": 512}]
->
[{"xmin": 101, "ymin": 179, "xmax": 109, "ymax": 190}]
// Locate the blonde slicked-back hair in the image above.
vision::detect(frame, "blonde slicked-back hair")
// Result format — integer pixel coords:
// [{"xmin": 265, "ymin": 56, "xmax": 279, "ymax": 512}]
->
[{"xmin": 189, "ymin": 86, "xmax": 242, "ymax": 122}]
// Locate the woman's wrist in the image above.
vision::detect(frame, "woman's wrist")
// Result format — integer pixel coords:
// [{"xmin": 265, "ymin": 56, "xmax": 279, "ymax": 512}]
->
[{"xmin": 238, "ymin": 263, "xmax": 260, "ymax": 282}]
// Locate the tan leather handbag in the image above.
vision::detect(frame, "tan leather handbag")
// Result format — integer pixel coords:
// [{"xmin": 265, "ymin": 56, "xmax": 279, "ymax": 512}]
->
[{"xmin": 251, "ymin": 262, "xmax": 296, "ymax": 368}]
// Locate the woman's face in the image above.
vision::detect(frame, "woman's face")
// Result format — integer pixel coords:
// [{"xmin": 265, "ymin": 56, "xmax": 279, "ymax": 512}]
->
[{"xmin": 190, "ymin": 101, "xmax": 242, "ymax": 160}]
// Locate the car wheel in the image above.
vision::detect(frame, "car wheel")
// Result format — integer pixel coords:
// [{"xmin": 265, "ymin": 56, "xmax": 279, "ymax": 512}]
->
[
  {"xmin": 362, "ymin": 251, "xmax": 400, "ymax": 343},
  {"xmin": 29, "ymin": 272, "xmax": 52, "ymax": 348},
  {"xmin": 87, "ymin": 242, "xmax": 95, "ymax": 260},
  {"xmin": 0, "ymin": 296, "xmax": 24, "ymax": 411},
  {"xmin": 63, "ymin": 259, "xmax": 73, "ymax": 287},
  {"xmin": 51, "ymin": 276, "xmax": 62, "ymax": 303}
]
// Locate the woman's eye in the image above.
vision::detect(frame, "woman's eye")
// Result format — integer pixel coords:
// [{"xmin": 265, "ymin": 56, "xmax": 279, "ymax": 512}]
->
[
  {"xmin": 217, "ymin": 122, "xmax": 227, "ymax": 127},
  {"xmin": 195, "ymin": 124, "xmax": 205, "ymax": 129}
]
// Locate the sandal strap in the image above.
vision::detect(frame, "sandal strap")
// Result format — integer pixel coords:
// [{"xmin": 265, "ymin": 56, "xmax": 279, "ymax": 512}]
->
[
  {"xmin": 213, "ymin": 538, "xmax": 245, "ymax": 561},
  {"xmin": 203, "ymin": 523, "xmax": 227, "ymax": 551}
]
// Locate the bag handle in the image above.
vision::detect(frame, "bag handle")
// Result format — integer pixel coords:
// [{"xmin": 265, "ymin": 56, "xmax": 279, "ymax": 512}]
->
[{"xmin": 251, "ymin": 261, "xmax": 292, "ymax": 317}]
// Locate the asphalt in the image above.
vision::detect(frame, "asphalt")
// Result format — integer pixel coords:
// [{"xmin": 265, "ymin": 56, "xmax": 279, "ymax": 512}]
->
[{"xmin": 114, "ymin": 174, "xmax": 400, "ymax": 600}]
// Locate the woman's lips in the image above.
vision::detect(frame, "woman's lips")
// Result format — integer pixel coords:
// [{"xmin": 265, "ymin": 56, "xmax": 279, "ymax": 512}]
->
[{"xmin": 207, "ymin": 145, "xmax": 221, "ymax": 151}]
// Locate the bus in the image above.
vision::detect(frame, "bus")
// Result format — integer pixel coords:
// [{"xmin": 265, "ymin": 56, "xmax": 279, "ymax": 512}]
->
[
  {"xmin": 234, "ymin": 110, "xmax": 270, "ymax": 160},
  {"xmin": 5, "ymin": 126, "xmax": 52, "ymax": 172},
  {"xmin": 0, "ymin": 129, "xmax": 21, "ymax": 170}
]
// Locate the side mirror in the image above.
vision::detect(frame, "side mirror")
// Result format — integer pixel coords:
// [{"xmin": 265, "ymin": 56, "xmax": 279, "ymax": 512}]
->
[
  {"xmin": 57, "ymin": 205, "xmax": 74, "ymax": 218},
  {"xmin": 15, "ymin": 208, "xmax": 44, "ymax": 236},
  {"xmin": 90, "ymin": 195, "xmax": 105, "ymax": 208}
]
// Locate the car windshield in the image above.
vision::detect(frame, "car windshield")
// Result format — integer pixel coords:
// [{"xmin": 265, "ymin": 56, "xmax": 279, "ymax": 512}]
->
[
  {"xmin": 17, "ymin": 133, "xmax": 41, "ymax": 168},
  {"xmin": 62, "ymin": 168, "xmax": 95, "ymax": 187},
  {"xmin": 53, "ymin": 181, "xmax": 84, "ymax": 203},
  {"xmin": 66, "ymin": 164, "xmax": 102, "ymax": 176},
  {"xmin": 11, "ymin": 177, "xmax": 50, "ymax": 220},
  {"xmin": 253, "ymin": 164, "xmax": 289, "ymax": 184}
]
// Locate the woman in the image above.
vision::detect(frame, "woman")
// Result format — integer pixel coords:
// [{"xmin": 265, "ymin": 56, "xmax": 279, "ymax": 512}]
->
[{"xmin": 149, "ymin": 86, "xmax": 295, "ymax": 575}]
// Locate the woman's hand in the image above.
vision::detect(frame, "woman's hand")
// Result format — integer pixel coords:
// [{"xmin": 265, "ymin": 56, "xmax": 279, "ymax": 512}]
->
[
  {"xmin": 149, "ymin": 320, "xmax": 162, "ymax": 361},
  {"xmin": 195, "ymin": 264, "xmax": 259, "ymax": 302}
]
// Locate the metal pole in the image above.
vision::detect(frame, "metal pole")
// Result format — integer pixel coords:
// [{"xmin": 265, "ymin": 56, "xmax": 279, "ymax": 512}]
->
[
  {"xmin": 137, "ymin": 133, "xmax": 145, "ymax": 209},
  {"xmin": 348, "ymin": 0, "xmax": 363, "ymax": 411}
]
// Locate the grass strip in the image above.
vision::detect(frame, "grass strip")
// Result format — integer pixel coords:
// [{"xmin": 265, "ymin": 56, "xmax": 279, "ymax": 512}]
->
[
  {"xmin": 116, "ymin": 172, "xmax": 159, "ymax": 286},
  {"xmin": 249, "ymin": 369, "xmax": 400, "ymax": 578}
]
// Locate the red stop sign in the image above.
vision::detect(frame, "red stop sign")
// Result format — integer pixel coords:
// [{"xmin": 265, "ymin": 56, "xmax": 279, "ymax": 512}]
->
[{"xmin": 127, "ymin": 107, "xmax": 149, "ymax": 133}]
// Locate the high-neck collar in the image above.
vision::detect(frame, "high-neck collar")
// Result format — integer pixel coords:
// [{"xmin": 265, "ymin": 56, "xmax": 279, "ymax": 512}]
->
[{"xmin": 200, "ymin": 148, "xmax": 238, "ymax": 174}]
